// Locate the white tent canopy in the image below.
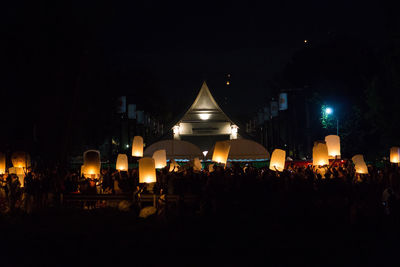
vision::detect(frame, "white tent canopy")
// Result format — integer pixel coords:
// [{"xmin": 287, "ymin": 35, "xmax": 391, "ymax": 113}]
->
[
  {"xmin": 206, "ymin": 139, "xmax": 270, "ymax": 161},
  {"xmin": 144, "ymin": 140, "xmax": 203, "ymax": 160}
]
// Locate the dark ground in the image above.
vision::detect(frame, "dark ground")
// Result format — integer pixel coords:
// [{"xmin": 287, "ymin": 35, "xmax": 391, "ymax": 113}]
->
[{"xmin": 1, "ymin": 203, "xmax": 399, "ymax": 267}]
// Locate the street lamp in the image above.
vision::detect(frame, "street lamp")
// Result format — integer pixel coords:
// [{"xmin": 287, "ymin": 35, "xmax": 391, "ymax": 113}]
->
[{"xmin": 324, "ymin": 107, "xmax": 338, "ymax": 136}]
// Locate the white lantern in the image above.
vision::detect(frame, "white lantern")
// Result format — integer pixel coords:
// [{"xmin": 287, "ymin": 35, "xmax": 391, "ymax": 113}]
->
[
  {"xmin": 116, "ymin": 154, "xmax": 129, "ymax": 171},
  {"xmin": 269, "ymin": 149, "xmax": 286, "ymax": 172},
  {"xmin": 0, "ymin": 152, "xmax": 5, "ymax": 175},
  {"xmin": 212, "ymin": 141, "xmax": 231, "ymax": 164},
  {"xmin": 390, "ymin": 147, "xmax": 400, "ymax": 163},
  {"xmin": 153, "ymin": 150, "xmax": 167, "ymax": 169},
  {"xmin": 132, "ymin": 136, "xmax": 144, "ymax": 157},
  {"xmin": 325, "ymin": 135, "xmax": 341, "ymax": 158},
  {"xmin": 313, "ymin": 142, "xmax": 329, "ymax": 166},
  {"xmin": 352, "ymin": 154, "xmax": 368, "ymax": 174},
  {"xmin": 169, "ymin": 159, "xmax": 179, "ymax": 172},
  {"xmin": 139, "ymin": 157, "xmax": 156, "ymax": 183},
  {"xmin": 83, "ymin": 150, "xmax": 101, "ymax": 178}
]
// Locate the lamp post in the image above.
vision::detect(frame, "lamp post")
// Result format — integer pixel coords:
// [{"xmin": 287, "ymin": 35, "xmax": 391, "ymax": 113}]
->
[{"xmin": 325, "ymin": 107, "xmax": 339, "ymax": 136}]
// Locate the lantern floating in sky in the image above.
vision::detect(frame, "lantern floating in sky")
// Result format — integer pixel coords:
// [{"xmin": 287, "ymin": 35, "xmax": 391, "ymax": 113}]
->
[
  {"xmin": 83, "ymin": 150, "xmax": 101, "ymax": 178},
  {"xmin": 169, "ymin": 159, "xmax": 179, "ymax": 172},
  {"xmin": 153, "ymin": 150, "xmax": 167, "ymax": 169},
  {"xmin": 352, "ymin": 154, "xmax": 368, "ymax": 174},
  {"xmin": 269, "ymin": 149, "xmax": 286, "ymax": 172},
  {"xmin": 212, "ymin": 141, "xmax": 231, "ymax": 164},
  {"xmin": 325, "ymin": 135, "xmax": 341, "ymax": 158},
  {"xmin": 116, "ymin": 154, "xmax": 129, "ymax": 171},
  {"xmin": 11, "ymin": 151, "xmax": 31, "ymax": 169},
  {"xmin": 132, "ymin": 136, "xmax": 144, "ymax": 157},
  {"xmin": 0, "ymin": 152, "xmax": 5, "ymax": 175},
  {"xmin": 390, "ymin": 147, "xmax": 400, "ymax": 163},
  {"xmin": 313, "ymin": 142, "xmax": 329, "ymax": 166},
  {"xmin": 139, "ymin": 157, "xmax": 156, "ymax": 183}
]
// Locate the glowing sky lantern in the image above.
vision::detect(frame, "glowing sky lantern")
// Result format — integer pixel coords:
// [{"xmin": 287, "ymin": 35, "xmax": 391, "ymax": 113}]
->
[
  {"xmin": 152, "ymin": 150, "xmax": 167, "ymax": 169},
  {"xmin": 0, "ymin": 152, "xmax": 5, "ymax": 174},
  {"xmin": 352, "ymin": 154, "xmax": 368, "ymax": 174},
  {"xmin": 169, "ymin": 159, "xmax": 179, "ymax": 172},
  {"xmin": 116, "ymin": 154, "xmax": 129, "ymax": 171},
  {"xmin": 390, "ymin": 147, "xmax": 400, "ymax": 163},
  {"xmin": 83, "ymin": 150, "xmax": 101, "ymax": 178},
  {"xmin": 139, "ymin": 157, "xmax": 156, "ymax": 183},
  {"xmin": 11, "ymin": 151, "xmax": 31, "ymax": 169},
  {"xmin": 312, "ymin": 142, "xmax": 329, "ymax": 166},
  {"xmin": 325, "ymin": 135, "xmax": 341, "ymax": 158},
  {"xmin": 132, "ymin": 136, "xmax": 144, "ymax": 157},
  {"xmin": 269, "ymin": 149, "xmax": 286, "ymax": 172},
  {"xmin": 212, "ymin": 141, "xmax": 231, "ymax": 164}
]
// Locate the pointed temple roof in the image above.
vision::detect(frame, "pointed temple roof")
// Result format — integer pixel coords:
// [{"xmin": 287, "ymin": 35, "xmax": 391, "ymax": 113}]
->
[{"xmin": 178, "ymin": 81, "xmax": 235, "ymax": 124}]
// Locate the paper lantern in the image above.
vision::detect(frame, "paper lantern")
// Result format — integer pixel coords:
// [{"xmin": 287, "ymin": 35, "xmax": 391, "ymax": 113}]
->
[
  {"xmin": 169, "ymin": 159, "xmax": 179, "ymax": 172},
  {"xmin": 0, "ymin": 152, "xmax": 5, "ymax": 175},
  {"xmin": 212, "ymin": 141, "xmax": 231, "ymax": 164},
  {"xmin": 390, "ymin": 147, "xmax": 400, "ymax": 163},
  {"xmin": 269, "ymin": 149, "xmax": 286, "ymax": 172},
  {"xmin": 352, "ymin": 154, "xmax": 368, "ymax": 174},
  {"xmin": 116, "ymin": 154, "xmax": 129, "ymax": 171},
  {"xmin": 8, "ymin": 167, "xmax": 24, "ymax": 175},
  {"xmin": 83, "ymin": 150, "xmax": 101, "ymax": 178},
  {"xmin": 193, "ymin": 157, "xmax": 202, "ymax": 171},
  {"xmin": 132, "ymin": 136, "xmax": 144, "ymax": 157},
  {"xmin": 11, "ymin": 151, "xmax": 31, "ymax": 169},
  {"xmin": 139, "ymin": 157, "xmax": 156, "ymax": 183},
  {"xmin": 325, "ymin": 135, "xmax": 341, "ymax": 157},
  {"xmin": 312, "ymin": 142, "xmax": 329, "ymax": 166},
  {"xmin": 152, "ymin": 150, "xmax": 167, "ymax": 169}
]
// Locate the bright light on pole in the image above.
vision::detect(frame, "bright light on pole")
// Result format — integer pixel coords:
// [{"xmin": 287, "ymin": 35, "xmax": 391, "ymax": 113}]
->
[{"xmin": 325, "ymin": 107, "xmax": 333, "ymax": 115}]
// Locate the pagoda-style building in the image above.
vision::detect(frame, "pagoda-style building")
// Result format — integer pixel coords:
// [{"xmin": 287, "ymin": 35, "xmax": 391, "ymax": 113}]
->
[{"xmin": 172, "ymin": 82, "xmax": 239, "ymax": 151}]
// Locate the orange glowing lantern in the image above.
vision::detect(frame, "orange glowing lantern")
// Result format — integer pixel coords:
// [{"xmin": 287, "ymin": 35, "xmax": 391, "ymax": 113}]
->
[
  {"xmin": 83, "ymin": 150, "xmax": 101, "ymax": 178},
  {"xmin": 390, "ymin": 147, "xmax": 400, "ymax": 163},
  {"xmin": 0, "ymin": 152, "xmax": 5, "ymax": 175},
  {"xmin": 116, "ymin": 154, "xmax": 129, "ymax": 171},
  {"xmin": 212, "ymin": 141, "xmax": 231, "ymax": 164},
  {"xmin": 312, "ymin": 142, "xmax": 329, "ymax": 166},
  {"xmin": 152, "ymin": 150, "xmax": 167, "ymax": 169},
  {"xmin": 139, "ymin": 157, "xmax": 156, "ymax": 183},
  {"xmin": 11, "ymin": 151, "xmax": 31, "ymax": 169},
  {"xmin": 325, "ymin": 135, "xmax": 341, "ymax": 158},
  {"xmin": 352, "ymin": 154, "xmax": 368, "ymax": 174},
  {"xmin": 132, "ymin": 136, "xmax": 144, "ymax": 157},
  {"xmin": 269, "ymin": 149, "xmax": 286, "ymax": 172}
]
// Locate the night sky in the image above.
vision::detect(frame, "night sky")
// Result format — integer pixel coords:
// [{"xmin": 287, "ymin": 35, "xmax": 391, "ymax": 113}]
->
[{"xmin": 2, "ymin": 1, "xmax": 392, "ymax": 153}]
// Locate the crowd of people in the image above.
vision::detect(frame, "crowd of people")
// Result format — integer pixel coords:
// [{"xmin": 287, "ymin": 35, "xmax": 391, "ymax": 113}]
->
[{"xmin": 1, "ymin": 161, "xmax": 399, "ymax": 229}]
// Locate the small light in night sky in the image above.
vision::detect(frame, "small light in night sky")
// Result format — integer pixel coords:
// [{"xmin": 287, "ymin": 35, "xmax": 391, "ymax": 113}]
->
[
  {"xmin": 304, "ymin": 39, "xmax": 308, "ymax": 43},
  {"xmin": 227, "ymin": 74, "xmax": 231, "ymax": 78},
  {"xmin": 226, "ymin": 81, "xmax": 230, "ymax": 85}
]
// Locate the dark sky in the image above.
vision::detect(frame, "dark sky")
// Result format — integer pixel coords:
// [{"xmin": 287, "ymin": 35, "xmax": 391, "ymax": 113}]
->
[{"xmin": 3, "ymin": 1, "xmax": 387, "ymax": 116}]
